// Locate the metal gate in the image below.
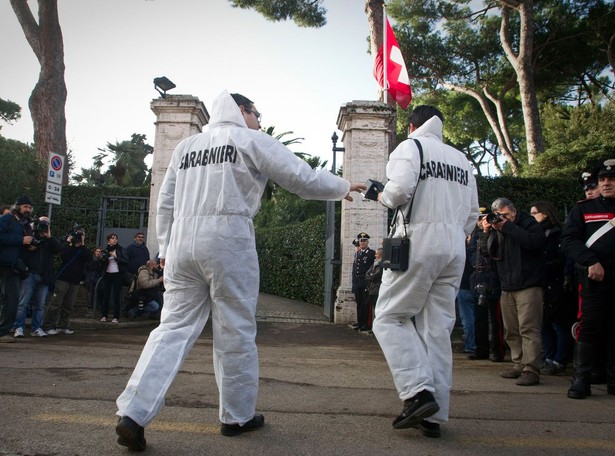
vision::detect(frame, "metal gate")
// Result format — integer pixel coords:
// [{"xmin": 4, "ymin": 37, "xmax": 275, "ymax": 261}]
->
[{"xmin": 97, "ymin": 196, "xmax": 149, "ymax": 248}]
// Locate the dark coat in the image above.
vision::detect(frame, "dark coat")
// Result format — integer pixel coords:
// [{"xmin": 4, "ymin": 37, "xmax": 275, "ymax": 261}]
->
[
  {"xmin": 0, "ymin": 213, "xmax": 24, "ymax": 268},
  {"xmin": 479, "ymin": 211, "xmax": 546, "ymax": 292}
]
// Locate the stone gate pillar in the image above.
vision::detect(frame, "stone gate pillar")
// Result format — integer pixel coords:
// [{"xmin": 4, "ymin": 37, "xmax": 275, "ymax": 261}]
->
[
  {"xmin": 147, "ymin": 95, "xmax": 209, "ymax": 255},
  {"xmin": 334, "ymin": 101, "xmax": 396, "ymax": 324}
]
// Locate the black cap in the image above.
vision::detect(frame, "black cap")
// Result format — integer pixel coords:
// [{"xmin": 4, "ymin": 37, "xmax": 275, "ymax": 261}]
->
[
  {"xmin": 15, "ymin": 195, "xmax": 33, "ymax": 206},
  {"xmin": 357, "ymin": 232, "xmax": 370, "ymax": 240},
  {"xmin": 579, "ymin": 171, "xmax": 598, "ymax": 191},
  {"xmin": 597, "ymin": 159, "xmax": 615, "ymax": 179}
]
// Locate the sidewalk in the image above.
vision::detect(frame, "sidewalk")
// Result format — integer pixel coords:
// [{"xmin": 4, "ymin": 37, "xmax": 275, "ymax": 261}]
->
[{"xmin": 2, "ymin": 293, "xmax": 614, "ymax": 455}]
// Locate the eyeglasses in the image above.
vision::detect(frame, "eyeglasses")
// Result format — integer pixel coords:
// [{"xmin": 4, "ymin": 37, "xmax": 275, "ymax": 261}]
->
[
  {"xmin": 244, "ymin": 109, "xmax": 262, "ymax": 122},
  {"xmin": 530, "ymin": 211, "xmax": 540, "ymax": 216}
]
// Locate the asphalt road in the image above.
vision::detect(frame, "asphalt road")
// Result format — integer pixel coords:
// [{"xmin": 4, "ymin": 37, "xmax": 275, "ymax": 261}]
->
[{"xmin": 1, "ymin": 296, "xmax": 614, "ymax": 456}]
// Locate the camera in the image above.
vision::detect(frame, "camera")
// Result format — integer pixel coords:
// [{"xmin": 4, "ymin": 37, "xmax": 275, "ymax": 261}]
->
[
  {"xmin": 486, "ymin": 212, "xmax": 504, "ymax": 224},
  {"xmin": 475, "ymin": 283, "xmax": 489, "ymax": 306},
  {"xmin": 362, "ymin": 179, "xmax": 384, "ymax": 201},
  {"xmin": 352, "ymin": 239, "xmax": 360, "ymax": 247},
  {"xmin": 66, "ymin": 222, "xmax": 85, "ymax": 246},
  {"xmin": 32, "ymin": 218, "xmax": 50, "ymax": 234}
]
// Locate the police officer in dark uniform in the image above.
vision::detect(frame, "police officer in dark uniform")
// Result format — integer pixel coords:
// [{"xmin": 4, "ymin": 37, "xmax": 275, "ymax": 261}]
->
[
  {"xmin": 562, "ymin": 159, "xmax": 615, "ymax": 399},
  {"xmin": 351, "ymin": 232, "xmax": 376, "ymax": 332},
  {"xmin": 580, "ymin": 171, "xmax": 601, "ymax": 200}
]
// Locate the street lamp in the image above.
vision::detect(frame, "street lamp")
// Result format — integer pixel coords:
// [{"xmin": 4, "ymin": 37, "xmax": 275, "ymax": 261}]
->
[
  {"xmin": 324, "ymin": 131, "xmax": 346, "ymax": 321},
  {"xmin": 153, "ymin": 76, "xmax": 176, "ymax": 98},
  {"xmin": 330, "ymin": 131, "xmax": 345, "ymax": 175}
]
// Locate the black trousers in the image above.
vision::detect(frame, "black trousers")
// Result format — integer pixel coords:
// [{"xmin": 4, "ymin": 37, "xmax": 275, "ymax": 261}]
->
[
  {"xmin": 355, "ymin": 289, "xmax": 370, "ymax": 329},
  {"xmin": 0, "ymin": 267, "xmax": 21, "ymax": 336},
  {"xmin": 474, "ymin": 296, "xmax": 505, "ymax": 358},
  {"xmin": 577, "ymin": 271, "xmax": 615, "ymax": 364}
]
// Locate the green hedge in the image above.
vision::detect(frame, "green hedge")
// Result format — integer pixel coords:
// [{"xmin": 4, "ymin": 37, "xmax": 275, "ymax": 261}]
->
[
  {"xmin": 256, "ymin": 215, "xmax": 328, "ymax": 305},
  {"xmin": 476, "ymin": 176, "xmax": 581, "ymax": 219}
]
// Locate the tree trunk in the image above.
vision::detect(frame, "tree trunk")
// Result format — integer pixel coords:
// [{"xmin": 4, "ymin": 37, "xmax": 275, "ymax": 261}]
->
[
  {"xmin": 11, "ymin": 0, "xmax": 68, "ymax": 183},
  {"xmin": 499, "ymin": 0, "xmax": 543, "ymax": 165}
]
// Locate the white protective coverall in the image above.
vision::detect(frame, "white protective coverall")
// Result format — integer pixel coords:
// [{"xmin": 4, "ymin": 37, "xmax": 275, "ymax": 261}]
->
[
  {"xmin": 116, "ymin": 90, "xmax": 351, "ymax": 427},
  {"xmin": 372, "ymin": 115, "xmax": 479, "ymax": 424}
]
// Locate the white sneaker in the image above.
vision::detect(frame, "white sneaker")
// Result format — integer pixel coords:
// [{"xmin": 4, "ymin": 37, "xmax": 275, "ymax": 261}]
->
[
  {"xmin": 31, "ymin": 328, "xmax": 48, "ymax": 337},
  {"xmin": 47, "ymin": 328, "xmax": 59, "ymax": 335},
  {"xmin": 14, "ymin": 327, "xmax": 24, "ymax": 338},
  {"xmin": 58, "ymin": 328, "xmax": 74, "ymax": 335}
]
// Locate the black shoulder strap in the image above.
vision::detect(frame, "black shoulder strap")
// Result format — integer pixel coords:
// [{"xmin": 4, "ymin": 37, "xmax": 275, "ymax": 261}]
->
[{"xmin": 389, "ymin": 139, "xmax": 424, "ymax": 237}]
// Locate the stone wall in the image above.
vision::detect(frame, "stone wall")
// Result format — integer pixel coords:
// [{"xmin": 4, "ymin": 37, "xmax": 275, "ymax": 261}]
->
[
  {"xmin": 334, "ymin": 101, "xmax": 395, "ymax": 324},
  {"xmin": 147, "ymin": 95, "xmax": 209, "ymax": 255}
]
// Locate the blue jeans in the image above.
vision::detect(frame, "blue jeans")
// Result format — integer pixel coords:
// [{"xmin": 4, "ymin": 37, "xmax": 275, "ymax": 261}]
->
[
  {"xmin": 457, "ymin": 288, "xmax": 476, "ymax": 352},
  {"xmin": 542, "ymin": 319, "xmax": 573, "ymax": 366},
  {"xmin": 15, "ymin": 273, "xmax": 49, "ymax": 331},
  {"xmin": 128, "ymin": 300, "xmax": 160, "ymax": 318}
]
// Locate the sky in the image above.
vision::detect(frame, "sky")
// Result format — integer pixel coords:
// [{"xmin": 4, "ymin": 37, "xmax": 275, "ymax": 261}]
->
[{"xmin": 0, "ymin": 0, "xmax": 380, "ymax": 178}]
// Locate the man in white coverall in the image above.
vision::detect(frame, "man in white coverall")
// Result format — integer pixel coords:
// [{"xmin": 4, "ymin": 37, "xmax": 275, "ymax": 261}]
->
[
  {"xmin": 115, "ymin": 90, "xmax": 365, "ymax": 450},
  {"xmin": 373, "ymin": 105, "xmax": 479, "ymax": 439}
]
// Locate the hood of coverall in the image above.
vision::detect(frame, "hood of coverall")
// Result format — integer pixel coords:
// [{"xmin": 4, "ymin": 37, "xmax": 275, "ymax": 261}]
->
[
  {"xmin": 409, "ymin": 115, "xmax": 443, "ymax": 141},
  {"xmin": 208, "ymin": 90, "xmax": 249, "ymax": 130}
]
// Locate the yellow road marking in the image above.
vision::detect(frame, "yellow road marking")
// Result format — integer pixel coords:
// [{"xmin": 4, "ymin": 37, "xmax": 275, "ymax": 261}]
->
[
  {"xmin": 459, "ymin": 436, "xmax": 615, "ymax": 451},
  {"xmin": 33, "ymin": 413, "xmax": 220, "ymax": 434}
]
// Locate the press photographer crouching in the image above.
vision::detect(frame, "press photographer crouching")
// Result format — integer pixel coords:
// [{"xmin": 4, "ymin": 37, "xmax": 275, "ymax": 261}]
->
[
  {"xmin": 43, "ymin": 225, "xmax": 93, "ymax": 335},
  {"xmin": 14, "ymin": 213, "xmax": 64, "ymax": 338},
  {"xmin": 125, "ymin": 260, "xmax": 163, "ymax": 320}
]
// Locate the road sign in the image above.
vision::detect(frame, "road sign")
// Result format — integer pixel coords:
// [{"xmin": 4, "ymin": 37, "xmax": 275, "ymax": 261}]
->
[
  {"xmin": 44, "ymin": 192, "xmax": 62, "ymax": 205},
  {"xmin": 47, "ymin": 154, "xmax": 64, "ymax": 185},
  {"xmin": 45, "ymin": 153, "xmax": 65, "ymax": 206}
]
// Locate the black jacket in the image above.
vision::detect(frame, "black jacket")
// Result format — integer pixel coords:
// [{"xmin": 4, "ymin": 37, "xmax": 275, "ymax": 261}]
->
[
  {"xmin": 56, "ymin": 245, "xmax": 94, "ymax": 285},
  {"xmin": 479, "ymin": 211, "xmax": 546, "ymax": 292},
  {"xmin": 20, "ymin": 231, "xmax": 64, "ymax": 285},
  {"xmin": 561, "ymin": 195, "xmax": 615, "ymax": 269},
  {"xmin": 352, "ymin": 248, "xmax": 375, "ymax": 293}
]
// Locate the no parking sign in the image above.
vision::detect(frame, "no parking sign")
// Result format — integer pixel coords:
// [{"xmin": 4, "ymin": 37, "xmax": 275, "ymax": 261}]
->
[{"xmin": 45, "ymin": 153, "xmax": 64, "ymax": 205}]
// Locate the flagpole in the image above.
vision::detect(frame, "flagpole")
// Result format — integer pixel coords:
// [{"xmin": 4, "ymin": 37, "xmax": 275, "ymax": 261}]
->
[{"xmin": 383, "ymin": 4, "xmax": 388, "ymax": 105}]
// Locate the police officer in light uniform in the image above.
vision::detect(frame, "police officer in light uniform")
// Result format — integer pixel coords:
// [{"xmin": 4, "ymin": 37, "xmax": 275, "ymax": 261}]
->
[
  {"xmin": 114, "ymin": 90, "xmax": 365, "ymax": 450},
  {"xmin": 373, "ymin": 105, "xmax": 479, "ymax": 438},
  {"xmin": 562, "ymin": 159, "xmax": 615, "ymax": 399}
]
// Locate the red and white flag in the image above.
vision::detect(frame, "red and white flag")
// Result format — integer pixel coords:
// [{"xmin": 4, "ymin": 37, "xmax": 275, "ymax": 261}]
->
[{"xmin": 373, "ymin": 17, "xmax": 412, "ymax": 110}]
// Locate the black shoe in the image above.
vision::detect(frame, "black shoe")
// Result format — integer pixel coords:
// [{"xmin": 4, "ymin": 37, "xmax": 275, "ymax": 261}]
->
[
  {"xmin": 417, "ymin": 420, "xmax": 441, "ymax": 438},
  {"xmin": 490, "ymin": 354, "xmax": 504, "ymax": 363},
  {"xmin": 568, "ymin": 378, "xmax": 591, "ymax": 399},
  {"xmin": 220, "ymin": 414, "xmax": 265, "ymax": 437},
  {"xmin": 468, "ymin": 353, "xmax": 489, "ymax": 360},
  {"xmin": 116, "ymin": 416, "xmax": 146, "ymax": 451},
  {"xmin": 392, "ymin": 390, "xmax": 440, "ymax": 429}
]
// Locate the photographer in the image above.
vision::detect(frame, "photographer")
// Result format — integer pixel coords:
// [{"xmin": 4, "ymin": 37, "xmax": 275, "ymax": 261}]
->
[
  {"xmin": 125, "ymin": 260, "xmax": 163, "ymax": 320},
  {"xmin": 44, "ymin": 226, "xmax": 93, "ymax": 335},
  {"xmin": 0, "ymin": 196, "xmax": 34, "ymax": 343},
  {"xmin": 99, "ymin": 233, "xmax": 128, "ymax": 323},
  {"xmin": 13, "ymin": 215, "xmax": 64, "ymax": 338},
  {"xmin": 479, "ymin": 197, "xmax": 545, "ymax": 386},
  {"xmin": 469, "ymin": 212, "xmax": 504, "ymax": 362}
]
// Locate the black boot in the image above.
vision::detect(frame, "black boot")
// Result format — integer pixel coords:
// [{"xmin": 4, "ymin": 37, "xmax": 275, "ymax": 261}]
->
[
  {"xmin": 568, "ymin": 342, "xmax": 593, "ymax": 400},
  {"xmin": 607, "ymin": 360, "xmax": 615, "ymax": 395}
]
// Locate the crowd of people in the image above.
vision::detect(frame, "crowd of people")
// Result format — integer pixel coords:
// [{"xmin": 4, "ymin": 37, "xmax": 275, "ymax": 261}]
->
[
  {"xmin": 454, "ymin": 164, "xmax": 615, "ymax": 399},
  {"xmin": 0, "ymin": 199, "xmax": 163, "ymax": 342}
]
